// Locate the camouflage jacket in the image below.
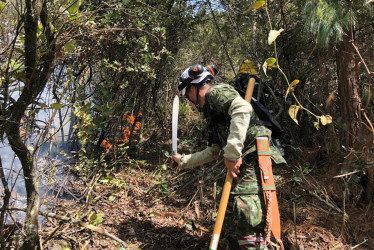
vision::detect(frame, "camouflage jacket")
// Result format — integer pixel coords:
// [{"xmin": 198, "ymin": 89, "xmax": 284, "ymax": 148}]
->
[
  {"xmin": 204, "ymin": 84, "xmax": 285, "ymax": 164},
  {"xmin": 178, "ymin": 84, "xmax": 285, "ymax": 169}
]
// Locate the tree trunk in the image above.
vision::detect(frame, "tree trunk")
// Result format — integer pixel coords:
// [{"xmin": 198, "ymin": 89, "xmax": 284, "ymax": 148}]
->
[
  {"xmin": 336, "ymin": 36, "xmax": 361, "ymax": 147},
  {"xmin": 0, "ymin": 156, "xmax": 11, "ymax": 249},
  {"xmin": 2, "ymin": 0, "xmax": 56, "ymax": 248},
  {"xmin": 5, "ymin": 124, "xmax": 39, "ymax": 249}
]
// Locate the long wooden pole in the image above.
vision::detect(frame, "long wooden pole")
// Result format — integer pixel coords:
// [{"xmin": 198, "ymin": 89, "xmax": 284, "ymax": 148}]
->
[{"xmin": 208, "ymin": 77, "xmax": 256, "ymax": 250}]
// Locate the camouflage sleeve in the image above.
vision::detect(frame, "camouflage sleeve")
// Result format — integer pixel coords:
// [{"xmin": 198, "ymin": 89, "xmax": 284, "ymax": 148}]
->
[
  {"xmin": 223, "ymin": 96, "xmax": 252, "ymax": 161},
  {"xmin": 179, "ymin": 144, "xmax": 221, "ymax": 170}
]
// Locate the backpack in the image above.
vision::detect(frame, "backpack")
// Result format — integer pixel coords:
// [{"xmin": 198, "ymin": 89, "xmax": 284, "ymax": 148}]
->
[
  {"xmin": 231, "ymin": 72, "xmax": 283, "ymax": 139},
  {"xmin": 205, "ymin": 82, "xmax": 283, "ymax": 140}
]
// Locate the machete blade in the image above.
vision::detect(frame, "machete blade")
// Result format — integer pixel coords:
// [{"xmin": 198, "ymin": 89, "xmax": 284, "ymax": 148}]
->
[{"xmin": 172, "ymin": 95, "xmax": 179, "ymax": 155}]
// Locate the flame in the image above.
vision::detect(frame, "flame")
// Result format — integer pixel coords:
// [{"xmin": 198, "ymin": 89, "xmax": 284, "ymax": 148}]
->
[{"xmin": 101, "ymin": 112, "xmax": 142, "ymax": 151}]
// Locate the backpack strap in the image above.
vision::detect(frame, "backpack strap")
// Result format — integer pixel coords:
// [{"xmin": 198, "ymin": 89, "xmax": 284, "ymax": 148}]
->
[{"xmin": 250, "ymin": 120, "xmax": 272, "ymax": 127}]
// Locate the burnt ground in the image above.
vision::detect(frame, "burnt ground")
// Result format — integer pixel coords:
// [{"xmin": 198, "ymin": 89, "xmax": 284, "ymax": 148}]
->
[{"xmin": 37, "ymin": 147, "xmax": 374, "ymax": 250}]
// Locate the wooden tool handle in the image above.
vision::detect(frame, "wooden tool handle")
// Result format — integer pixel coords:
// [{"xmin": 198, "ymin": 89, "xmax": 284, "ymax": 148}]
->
[
  {"xmin": 245, "ymin": 77, "xmax": 256, "ymax": 103},
  {"xmin": 208, "ymin": 78, "xmax": 256, "ymax": 250},
  {"xmin": 208, "ymin": 172, "xmax": 232, "ymax": 250}
]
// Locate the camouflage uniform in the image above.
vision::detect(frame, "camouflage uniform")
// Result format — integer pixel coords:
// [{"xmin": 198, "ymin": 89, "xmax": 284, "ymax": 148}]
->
[{"xmin": 179, "ymin": 84, "xmax": 286, "ymax": 249}]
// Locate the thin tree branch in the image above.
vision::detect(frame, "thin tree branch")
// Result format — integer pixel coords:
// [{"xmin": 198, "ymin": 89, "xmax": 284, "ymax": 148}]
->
[{"xmin": 352, "ymin": 42, "xmax": 373, "ymax": 75}]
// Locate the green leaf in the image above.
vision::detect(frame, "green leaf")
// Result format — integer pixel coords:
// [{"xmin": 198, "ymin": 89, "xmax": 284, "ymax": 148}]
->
[
  {"xmin": 88, "ymin": 213, "xmax": 97, "ymax": 223},
  {"xmin": 88, "ymin": 212, "xmax": 104, "ymax": 225},
  {"xmin": 95, "ymin": 213, "xmax": 104, "ymax": 224},
  {"xmin": 68, "ymin": 0, "xmax": 81, "ymax": 14},
  {"xmin": 262, "ymin": 58, "xmax": 277, "ymax": 76},
  {"xmin": 251, "ymin": 1, "xmax": 265, "ymax": 9},
  {"xmin": 12, "ymin": 69, "xmax": 26, "ymax": 83},
  {"xmin": 64, "ymin": 41, "xmax": 75, "ymax": 53},
  {"xmin": 163, "ymin": 150, "xmax": 170, "ymax": 158},
  {"xmin": 100, "ymin": 176, "xmax": 113, "ymax": 184},
  {"xmin": 51, "ymin": 103, "xmax": 64, "ymax": 109},
  {"xmin": 161, "ymin": 164, "xmax": 167, "ymax": 170},
  {"xmin": 285, "ymin": 80, "xmax": 300, "ymax": 100},
  {"xmin": 266, "ymin": 57, "xmax": 277, "ymax": 66},
  {"xmin": 268, "ymin": 28, "xmax": 284, "ymax": 45},
  {"xmin": 33, "ymin": 101, "xmax": 48, "ymax": 108},
  {"xmin": 288, "ymin": 105, "xmax": 301, "ymax": 125},
  {"xmin": 109, "ymin": 195, "xmax": 116, "ymax": 202},
  {"xmin": 9, "ymin": 59, "xmax": 21, "ymax": 71}
]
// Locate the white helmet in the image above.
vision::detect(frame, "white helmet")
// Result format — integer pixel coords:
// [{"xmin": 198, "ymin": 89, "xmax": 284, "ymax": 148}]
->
[{"xmin": 178, "ymin": 64, "xmax": 212, "ymax": 96}]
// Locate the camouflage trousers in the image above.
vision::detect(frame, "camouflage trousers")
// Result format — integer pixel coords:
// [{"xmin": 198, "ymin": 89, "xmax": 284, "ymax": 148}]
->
[{"xmin": 222, "ymin": 155, "xmax": 267, "ymax": 250}]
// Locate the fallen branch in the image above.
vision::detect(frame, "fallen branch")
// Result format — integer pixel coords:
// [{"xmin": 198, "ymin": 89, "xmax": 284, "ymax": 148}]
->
[
  {"xmin": 80, "ymin": 222, "xmax": 127, "ymax": 247},
  {"xmin": 333, "ymin": 165, "xmax": 374, "ymax": 178}
]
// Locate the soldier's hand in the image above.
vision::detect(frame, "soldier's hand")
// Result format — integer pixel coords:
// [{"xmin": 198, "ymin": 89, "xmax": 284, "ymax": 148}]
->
[
  {"xmin": 224, "ymin": 158, "xmax": 242, "ymax": 178},
  {"xmin": 171, "ymin": 153, "xmax": 181, "ymax": 168}
]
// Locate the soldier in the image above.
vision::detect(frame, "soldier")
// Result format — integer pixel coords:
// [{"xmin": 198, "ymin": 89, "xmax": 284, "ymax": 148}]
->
[{"xmin": 172, "ymin": 64, "xmax": 286, "ymax": 249}]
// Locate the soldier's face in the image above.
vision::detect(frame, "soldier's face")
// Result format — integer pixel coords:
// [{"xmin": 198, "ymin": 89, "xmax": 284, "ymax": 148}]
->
[{"xmin": 186, "ymin": 85, "xmax": 198, "ymax": 109}]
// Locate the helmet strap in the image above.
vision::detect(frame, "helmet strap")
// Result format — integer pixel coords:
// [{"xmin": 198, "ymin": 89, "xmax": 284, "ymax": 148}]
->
[
  {"xmin": 195, "ymin": 84, "xmax": 206, "ymax": 112},
  {"xmin": 186, "ymin": 84, "xmax": 205, "ymax": 112}
]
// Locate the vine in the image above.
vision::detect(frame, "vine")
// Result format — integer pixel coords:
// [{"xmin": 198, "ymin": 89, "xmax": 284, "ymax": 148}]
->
[{"xmin": 252, "ymin": 0, "xmax": 332, "ymax": 129}]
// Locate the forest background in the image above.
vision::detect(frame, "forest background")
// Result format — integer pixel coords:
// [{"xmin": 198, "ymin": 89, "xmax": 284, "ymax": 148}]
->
[{"xmin": 0, "ymin": 0, "xmax": 374, "ymax": 249}]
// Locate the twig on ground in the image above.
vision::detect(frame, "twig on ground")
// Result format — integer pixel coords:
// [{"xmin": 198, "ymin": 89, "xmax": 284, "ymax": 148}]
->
[
  {"xmin": 80, "ymin": 222, "xmax": 127, "ymax": 247},
  {"xmin": 185, "ymin": 190, "xmax": 199, "ymax": 210},
  {"xmin": 199, "ymin": 179, "xmax": 204, "ymax": 205},
  {"xmin": 350, "ymin": 238, "xmax": 368, "ymax": 249},
  {"xmin": 42, "ymin": 223, "xmax": 65, "ymax": 246},
  {"xmin": 194, "ymin": 201, "xmax": 201, "ymax": 219},
  {"xmin": 213, "ymin": 182, "xmax": 217, "ymax": 212},
  {"xmin": 293, "ymin": 202, "xmax": 299, "ymax": 249}
]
